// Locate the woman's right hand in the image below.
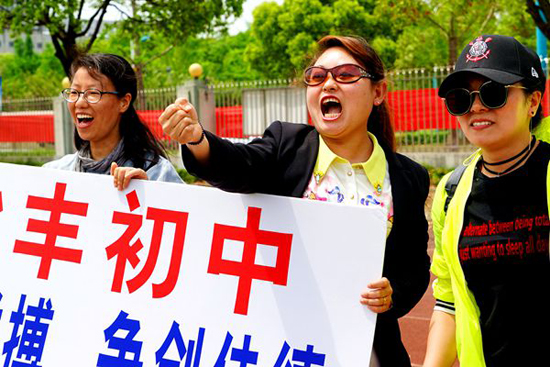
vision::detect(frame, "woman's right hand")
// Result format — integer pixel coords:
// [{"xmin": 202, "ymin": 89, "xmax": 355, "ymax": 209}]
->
[
  {"xmin": 110, "ymin": 162, "xmax": 148, "ymax": 191},
  {"xmin": 159, "ymin": 98, "xmax": 202, "ymax": 145}
]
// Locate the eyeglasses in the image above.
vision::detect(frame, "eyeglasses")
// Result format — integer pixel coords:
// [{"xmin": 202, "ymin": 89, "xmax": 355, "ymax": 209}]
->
[
  {"xmin": 61, "ymin": 88, "xmax": 119, "ymax": 104},
  {"xmin": 304, "ymin": 64, "xmax": 375, "ymax": 86},
  {"xmin": 444, "ymin": 81, "xmax": 527, "ymax": 116}
]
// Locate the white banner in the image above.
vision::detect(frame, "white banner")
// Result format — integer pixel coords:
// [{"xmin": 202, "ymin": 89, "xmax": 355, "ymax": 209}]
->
[{"xmin": 0, "ymin": 162, "xmax": 386, "ymax": 366}]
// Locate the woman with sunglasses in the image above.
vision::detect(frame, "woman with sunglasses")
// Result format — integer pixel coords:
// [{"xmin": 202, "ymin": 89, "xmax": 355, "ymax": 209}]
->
[
  {"xmin": 424, "ymin": 35, "xmax": 549, "ymax": 367},
  {"xmin": 160, "ymin": 35, "xmax": 430, "ymax": 366},
  {"xmin": 44, "ymin": 53, "xmax": 183, "ymax": 188}
]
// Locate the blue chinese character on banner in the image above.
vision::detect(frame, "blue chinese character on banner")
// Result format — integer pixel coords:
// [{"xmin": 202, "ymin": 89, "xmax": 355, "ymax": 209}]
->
[
  {"xmin": 2, "ymin": 294, "xmax": 55, "ymax": 367},
  {"xmin": 214, "ymin": 332, "xmax": 258, "ymax": 367},
  {"xmin": 273, "ymin": 342, "xmax": 326, "ymax": 367},
  {"xmin": 97, "ymin": 310, "xmax": 143, "ymax": 367},
  {"xmin": 0, "ymin": 292, "xmax": 3, "ymax": 320},
  {"xmin": 155, "ymin": 321, "xmax": 205, "ymax": 367}
]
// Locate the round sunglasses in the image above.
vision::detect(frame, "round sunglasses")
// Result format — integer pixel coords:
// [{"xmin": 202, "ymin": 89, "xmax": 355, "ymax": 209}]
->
[
  {"xmin": 444, "ymin": 81, "xmax": 527, "ymax": 116},
  {"xmin": 304, "ymin": 64, "xmax": 375, "ymax": 86}
]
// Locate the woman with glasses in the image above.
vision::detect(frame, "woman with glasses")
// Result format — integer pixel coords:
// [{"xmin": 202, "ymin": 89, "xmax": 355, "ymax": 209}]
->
[
  {"xmin": 159, "ymin": 35, "xmax": 430, "ymax": 366},
  {"xmin": 45, "ymin": 53, "xmax": 182, "ymax": 188},
  {"xmin": 424, "ymin": 35, "xmax": 549, "ymax": 367}
]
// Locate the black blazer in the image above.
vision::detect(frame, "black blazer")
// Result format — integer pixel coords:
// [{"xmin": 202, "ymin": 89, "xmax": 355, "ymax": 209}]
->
[{"xmin": 182, "ymin": 122, "xmax": 431, "ymax": 366}]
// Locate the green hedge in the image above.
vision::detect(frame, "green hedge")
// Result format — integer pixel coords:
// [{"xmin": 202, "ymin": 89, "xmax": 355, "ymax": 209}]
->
[
  {"xmin": 423, "ymin": 164, "xmax": 452, "ymax": 187},
  {"xmin": 1, "ymin": 159, "xmax": 44, "ymax": 167},
  {"xmin": 396, "ymin": 130, "xmax": 449, "ymax": 145},
  {"xmin": 176, "ymin": 168, "xmax": 200, "ymax": 184}
]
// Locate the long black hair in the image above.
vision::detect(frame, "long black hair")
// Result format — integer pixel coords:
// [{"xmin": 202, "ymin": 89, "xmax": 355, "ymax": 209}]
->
[{"xmin": 70, "ymin": 53, "xmax": 167, "ymax": 169}]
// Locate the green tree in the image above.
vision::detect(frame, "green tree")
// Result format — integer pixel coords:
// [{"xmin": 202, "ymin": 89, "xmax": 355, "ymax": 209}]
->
[
  {"xmin": 169, "ymin": 32, "xmax": 263, "ymax": 82},
  {"xmin": 91, "ymin": 29, "xmax": 262, "ymax": 88},
  {"xmin": 90, "ymin": 24, "xmax": 176, "ymax": 94},
  {"xmin": 245, "ymin": 0, "xmax": 398, "ymax": 79},
  {"xmin": 11, "ymin": 37, "xmax": 40, "ymax": 74},
  {"xmin": 392, "ymin": 26, "xmax": 447, "ymax": 69},
  {"xmin": 383, "ymin": 0, "xmax": 539, "ymax": 69},
  {"xmin": 496, "ymin": 0, "xmax": 538, "ymax": 51},
  {"xmin": 0, "ymin": 0, "xmax": 244, "ymax": 77},
  {"xmin": 378, "ymin": 0, "xmax": 499, "ymax": 66},
  {"xmin": 0, "ymin": 41, "xmax": 64, "ymax": 99}
]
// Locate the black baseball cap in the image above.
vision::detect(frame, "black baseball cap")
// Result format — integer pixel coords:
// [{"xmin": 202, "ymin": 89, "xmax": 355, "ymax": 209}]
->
[{"xmin": 438, "ymin": 35, "xmax": 546, "ymax": 97}]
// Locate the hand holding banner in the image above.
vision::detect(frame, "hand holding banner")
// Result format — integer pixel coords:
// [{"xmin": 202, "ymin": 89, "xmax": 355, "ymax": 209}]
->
[{"xmin": 0, "ymin": 163, "xmax": 387, "ymax": 366}]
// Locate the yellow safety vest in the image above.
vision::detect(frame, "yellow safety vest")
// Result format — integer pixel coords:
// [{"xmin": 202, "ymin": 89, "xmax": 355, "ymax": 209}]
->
[{"xmin": 431, "ymin": 149, "xmax": 550, "ymax": 366}]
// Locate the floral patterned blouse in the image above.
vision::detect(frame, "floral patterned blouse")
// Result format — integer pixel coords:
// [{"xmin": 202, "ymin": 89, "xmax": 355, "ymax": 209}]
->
[{"xmin": 303, "ymin": 132, "xmax": 393, "ymax": 235}]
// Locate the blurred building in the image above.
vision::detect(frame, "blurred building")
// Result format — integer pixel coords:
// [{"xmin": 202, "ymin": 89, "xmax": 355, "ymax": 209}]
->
[{"xmin": 0, "ymin": 26, "xmax": 51, "ymax": 54}]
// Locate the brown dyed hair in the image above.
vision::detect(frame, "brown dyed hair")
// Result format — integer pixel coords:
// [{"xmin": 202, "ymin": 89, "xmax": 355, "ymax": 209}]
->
[{"xmin": 308, "ymin": 35, "xmax": 395, "ymax": 151}]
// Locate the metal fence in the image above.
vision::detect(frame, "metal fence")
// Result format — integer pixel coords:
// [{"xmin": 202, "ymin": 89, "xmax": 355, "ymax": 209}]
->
[
  {"xmin": 212, "ymin": 79, "xmax": 305, "ymax": 140},
  {"xmin": 3, "ymin": 63, "xmax": 550, "ymax": 162},
  {"xmin": 388, "ymin": 66, "xmax": 466, "ymax": 152},
  {"xmin": 210, "ymin": 64, "xmax": 550, "ymax": 152},
  {"xmin": 134, "ymin": 87, "xmax": 180, "ymax": 152},
  {"xmin": 208, "ymin": 70, "xmax": 473, "ymax": 152},
  {"xmin": 0, "ymin": 97, "xmax": 55, "ymax": 162}
]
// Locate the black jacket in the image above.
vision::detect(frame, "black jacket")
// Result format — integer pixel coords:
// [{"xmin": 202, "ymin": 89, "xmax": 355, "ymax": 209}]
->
[{"xmin": 182, "ymin": 121, "xmax": 431, "ymax": 366}]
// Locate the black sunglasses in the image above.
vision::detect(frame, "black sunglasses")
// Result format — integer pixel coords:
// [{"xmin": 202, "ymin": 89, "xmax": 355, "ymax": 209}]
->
[
  {"xmin": 304, "ymin": 64, "xmax": 375, "ymax": 86},
  {"xmin": 444, "ymin": 81, "xmax": 527, "ymax": 116}
]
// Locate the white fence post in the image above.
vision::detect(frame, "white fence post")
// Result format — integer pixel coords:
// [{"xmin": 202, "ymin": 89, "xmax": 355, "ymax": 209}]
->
[
  {"xmin": 177, "ymin": 79, "xmax": 216, "ymax": 133},
  {"xmin": 53, "ymin": 96, "xmax": 74, "ymax": 158},
  {"xmin": 175, "ymin": 80, "xmax": 215, "ymax": 168},
  {"xmin": 242, "ymin": 86, "xmax": 307, "ymax": 135}
]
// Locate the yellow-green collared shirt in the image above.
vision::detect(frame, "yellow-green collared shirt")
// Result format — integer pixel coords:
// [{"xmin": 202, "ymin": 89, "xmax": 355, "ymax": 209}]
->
[{"xmin": 302, "ymin": 132, "xmax": 393, "ymax": 233}]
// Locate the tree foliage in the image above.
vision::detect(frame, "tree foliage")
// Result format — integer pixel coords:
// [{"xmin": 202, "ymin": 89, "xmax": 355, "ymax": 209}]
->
[
  {"xmin": 378, "ymin": 0, "xmax": 540, "ymax": 68},
  {"xmin": 497, "ymin": 0, "xmax": 537, "ymax": 51},
  {"xmin": 378, "ymin": 0, "xmax": 500, "ymax": 66},
  {"xmin": 392, "ymin": 26, "xmax": 448, "ymax": 69},
  {"xmin": 0, "ymin": 0, "xmax": 244, "ymax": 76},
  {"xmin": 167, "ymin": 32, "xmax": 264, "ymax": 83},
  {"xmin": 245, "ymin": 0, "xmax": 399, "ymax": 79},
  {"xmin": 91, "ymin": 29, "xmax": 263, "ymax": 88},
  {"xmin": 0, "ymin": 38, "xmax": 64, "ymax": 98},
  {"xmin": 0, "ymin": 0, "xmax": 541, "ymax": 100}
]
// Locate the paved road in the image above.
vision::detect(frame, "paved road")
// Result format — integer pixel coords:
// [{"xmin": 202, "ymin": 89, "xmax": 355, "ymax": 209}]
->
[{"xmin": 399, "ymin": 193, "xmax": 459, "ymax": 366}]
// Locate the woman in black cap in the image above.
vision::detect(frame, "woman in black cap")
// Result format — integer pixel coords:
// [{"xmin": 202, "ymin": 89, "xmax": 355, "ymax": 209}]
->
[{"xmin": 424, "ymin": 35, "xmax": 549, "ymax": 367}]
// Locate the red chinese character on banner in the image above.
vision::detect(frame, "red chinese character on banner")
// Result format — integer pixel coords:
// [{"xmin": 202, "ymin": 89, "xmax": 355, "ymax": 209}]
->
[
  {"xmin": 0, "ymin": 191, "xmax": 3, "ymax": 212},
  {"xmin": 106, "ymin": 190, "xmax": 189, "ymax": 298},
  {"xmin": 209, "ymin": 206, "xmax": 293, "ymax": 315},
  {"xmin": 14, "ymin": 182, "xmax": 89, "ymax": 280}
]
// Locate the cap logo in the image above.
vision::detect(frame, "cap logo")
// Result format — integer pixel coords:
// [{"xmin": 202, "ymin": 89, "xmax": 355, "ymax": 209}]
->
[
  {"xmin": 532, "ymin": 67, "xmax": 539, "ymax": 78},
  {"xmin": 466, "ymin": 36, "xmax": 492, "ymax": 62}
]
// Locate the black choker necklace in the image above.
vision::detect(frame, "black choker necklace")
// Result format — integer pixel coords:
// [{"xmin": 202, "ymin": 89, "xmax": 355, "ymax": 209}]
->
[
  {"xmin": 482, "ymin": 135, "xmax": 535, "ymax": 166},
  {"xmin": 481, "ymin": 135, "xmax": 535, "ymax": 177}
]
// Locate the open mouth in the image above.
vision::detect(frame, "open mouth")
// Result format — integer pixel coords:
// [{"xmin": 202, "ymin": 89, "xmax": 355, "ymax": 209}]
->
[
  {"xmin": 76, "ymin": 114, "xmax": 94, "ymax": 126},
  {"xmin": 321, "ymin": 97, "xmax": 342, "ymax": 120}
]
